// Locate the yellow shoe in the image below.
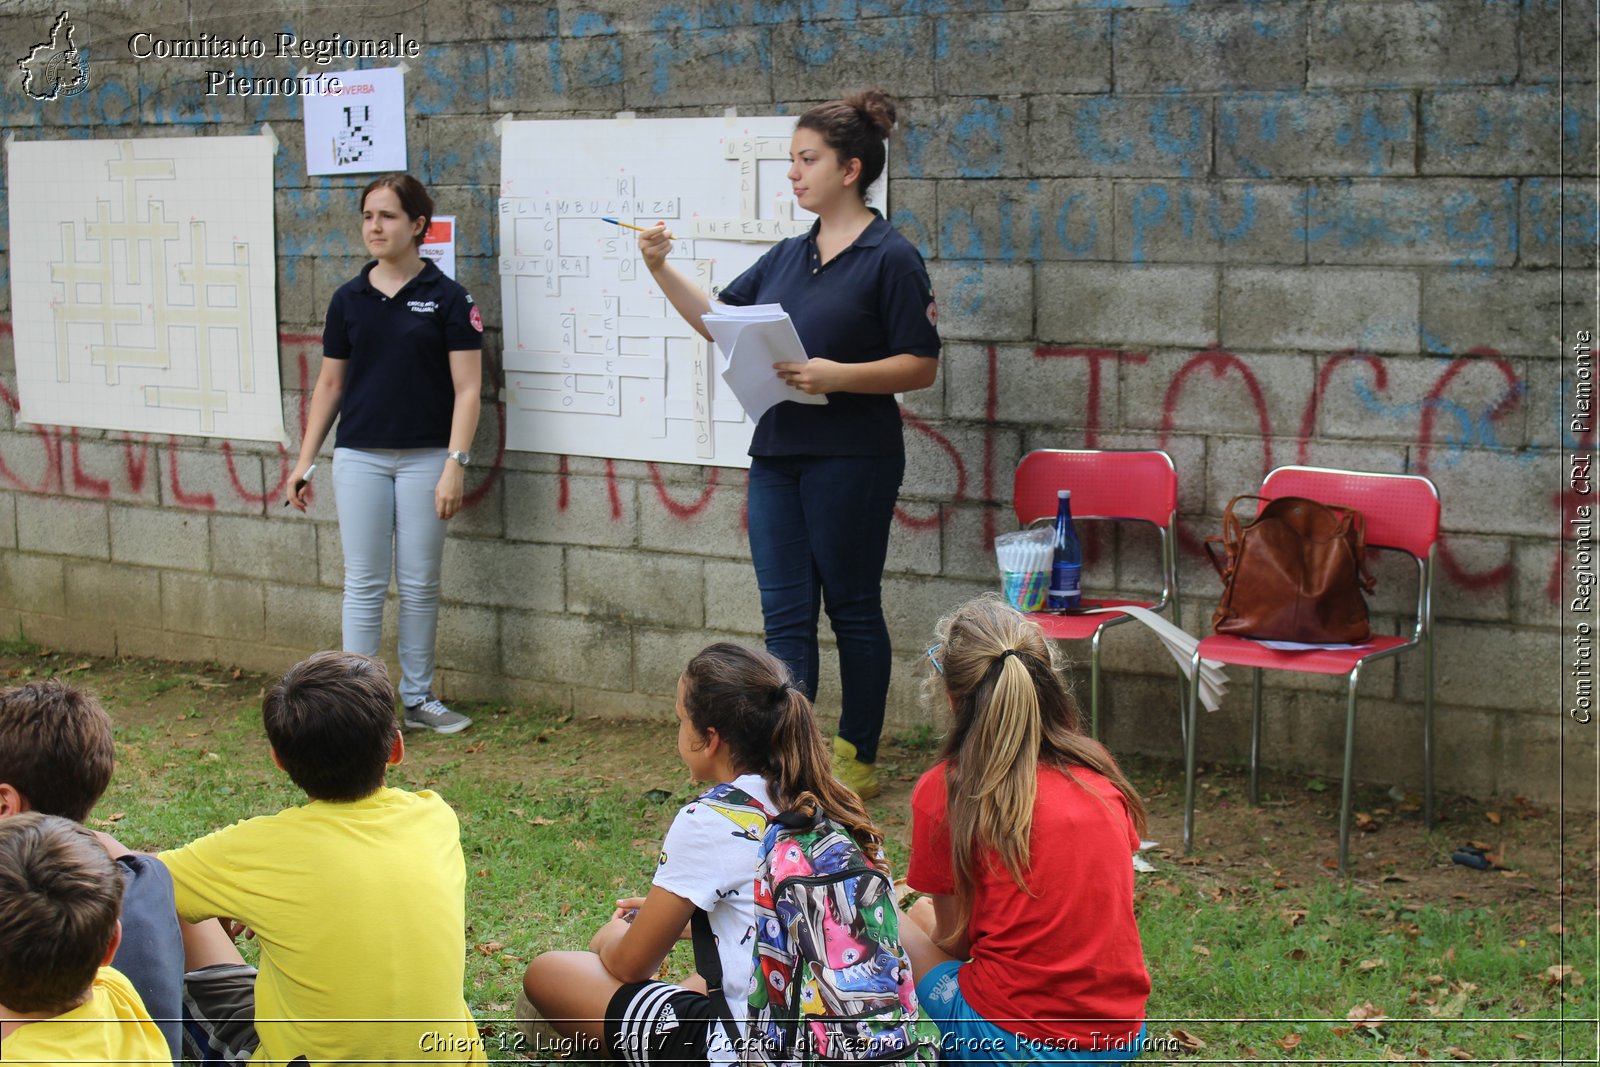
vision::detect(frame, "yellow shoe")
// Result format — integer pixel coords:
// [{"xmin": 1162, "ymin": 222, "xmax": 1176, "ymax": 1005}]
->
[{"xmin": 832, "ymin": 736, "xmax": 881, "ymax": 799}]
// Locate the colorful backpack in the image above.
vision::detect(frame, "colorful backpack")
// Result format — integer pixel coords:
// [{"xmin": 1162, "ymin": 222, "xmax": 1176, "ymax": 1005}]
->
[{"xmin": 691, "ymin": 785, "xmax": 940, "ymax": 1066}]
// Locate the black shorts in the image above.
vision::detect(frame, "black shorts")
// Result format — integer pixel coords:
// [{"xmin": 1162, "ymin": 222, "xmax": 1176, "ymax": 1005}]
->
[
  {"xmin": 181, "ymin": 963, "xmax": 259, "ymax": 1065},
  {"xmin": 604, "ymin": 981, "xmax": 716, "ymax": 1066}
]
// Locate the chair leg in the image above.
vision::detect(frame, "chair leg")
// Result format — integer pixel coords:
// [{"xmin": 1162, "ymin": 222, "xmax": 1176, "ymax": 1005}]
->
[
  {"xmin": 1089, "ymin": 630, "xmax": 1104, "ymax": 741},
  {"xmin": 1424, "ymin": 630, "xmax": 1435, "ymax": 829},
  {"xmin": 1338, "ymin": 665, "xmax": 1363, "ymax": 878},
  {"xmin": 1249, "ymin": 667, "xmax": 1263, "ymax": 806},
  {"xmin": 1175, "ymin": 661, "xmax": 1189, "ymax": 751},
  {"xmin": 1183, "ymin": 648, "xmax": 1203, "ymax": 854}
]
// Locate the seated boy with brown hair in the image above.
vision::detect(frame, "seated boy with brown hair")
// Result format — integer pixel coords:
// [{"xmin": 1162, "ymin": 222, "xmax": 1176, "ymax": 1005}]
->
[
  {"xmin": 159, "ymin": 651, "xmax": 486, "ymax": 1065},
  {"xmin": 0, "ymin": 812, "xmax": 170, "ymax": 1063},
  {"xmin": 0, "ymin": 679, "xmax": 183, "ymax": 1063}
]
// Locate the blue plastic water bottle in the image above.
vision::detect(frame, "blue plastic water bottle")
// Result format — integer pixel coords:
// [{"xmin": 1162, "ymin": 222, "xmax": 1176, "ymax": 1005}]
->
[{"xmin": 1047, "ymin": 489, "xmax": 1082, "ymax": 610}]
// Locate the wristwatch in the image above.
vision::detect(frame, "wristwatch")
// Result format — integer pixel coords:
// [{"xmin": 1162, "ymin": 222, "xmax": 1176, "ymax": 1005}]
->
[{"xmin": 447, "ymin": 450, "xmax": 472, "ymax": 468}]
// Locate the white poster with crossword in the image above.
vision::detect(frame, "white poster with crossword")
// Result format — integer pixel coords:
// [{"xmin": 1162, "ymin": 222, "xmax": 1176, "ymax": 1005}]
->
[
  {"xmin": 6, "ymin": 135, "xmax": 284, "ymax": 442},
  {"xmin": 499, "ymin": 115, "xmax": 885, "ymax": 468},
  {"xmin": 303, "ymin": 67, "xmax": 406, "ymax": 176}
]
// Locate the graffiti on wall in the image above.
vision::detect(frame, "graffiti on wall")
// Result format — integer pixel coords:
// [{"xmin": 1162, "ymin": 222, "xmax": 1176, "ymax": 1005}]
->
[{"xmin": 0, "ymin": 318, "xmax": 1565, "ymax": 602}]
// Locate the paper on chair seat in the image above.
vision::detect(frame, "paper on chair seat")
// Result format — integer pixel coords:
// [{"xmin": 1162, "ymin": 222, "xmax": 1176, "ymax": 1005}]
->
[
  {"xmin": 703, "ymin": 303, "xmax": 828, "ymax": 423},
  {"xmin": 1253, "ymin": 639, "xmax": 1373, "ymax": 651},
  {"xmin": 1080, "ymin": 605, "xmax": 1230, "ymax": 713}
]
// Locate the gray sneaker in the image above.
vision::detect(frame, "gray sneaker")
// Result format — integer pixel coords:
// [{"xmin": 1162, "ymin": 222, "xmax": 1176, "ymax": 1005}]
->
[{"xmin": 402, "ymin": 694, "xmax": 472, "ymax": 735}]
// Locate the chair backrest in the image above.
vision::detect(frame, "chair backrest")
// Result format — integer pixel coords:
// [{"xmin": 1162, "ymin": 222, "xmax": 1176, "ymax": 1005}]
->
[
  {"xmin": 1013, "ymin": 450, "xmax": 1178, "ymax": 527},
  {"xmin": 1261, "ymin": 465, "xmax": 1441, "ymax": 558}
]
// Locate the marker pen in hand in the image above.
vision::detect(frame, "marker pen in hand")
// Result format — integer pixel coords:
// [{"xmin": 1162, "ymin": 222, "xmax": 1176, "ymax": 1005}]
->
[{"xmin": 283, "ymin": 463, "xmax": 317, "ymax": 506}]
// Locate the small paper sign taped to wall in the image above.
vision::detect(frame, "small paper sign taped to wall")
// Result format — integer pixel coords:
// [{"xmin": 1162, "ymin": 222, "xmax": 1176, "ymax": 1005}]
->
[{"xmin": 304, "ymin": 67, "xmax": 406, "ymax": 176}]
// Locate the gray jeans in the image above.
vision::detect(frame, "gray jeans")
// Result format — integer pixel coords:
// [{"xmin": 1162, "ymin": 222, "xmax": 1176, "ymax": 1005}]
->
[{"xmin": 332, "ymin": 447, "xmax": 450, "ymax": 706}]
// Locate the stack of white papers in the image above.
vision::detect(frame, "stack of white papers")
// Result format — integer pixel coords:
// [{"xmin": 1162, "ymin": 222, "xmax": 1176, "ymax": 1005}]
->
[
  {"xmin": 1082, "ymin": 605, "xmax": 1230, "ymax": 713},
  {"xmin": 702, "ymin": 303, "xmax": 828, "ymax": 423}
]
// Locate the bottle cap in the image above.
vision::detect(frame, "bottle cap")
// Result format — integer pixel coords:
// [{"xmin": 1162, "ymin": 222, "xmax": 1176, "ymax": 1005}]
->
[{"xmin": 1058, "ymin": 489, "xmax": 1071, "ymax": 498}]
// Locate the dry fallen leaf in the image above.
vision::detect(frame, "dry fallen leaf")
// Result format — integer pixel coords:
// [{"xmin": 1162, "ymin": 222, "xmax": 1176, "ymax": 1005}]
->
[
  {"xmin": 1273, "ymin": 1033, "xmax": 1303, "ymax": 1051},
  {"xmin": 1286, "ymin": 948, "xmax": 1309, "ymax": 961},
  {"xmin": 1485, "ymin": 811, "xmax": 1501, "ymax": 825},
  {"xmin": 1545, "ymin": 964, "xmax": 1585, "ymax": 986},
  {"xmin": 1347, "ymin": 1002, "xmax": 1389, "ymax": 1030},
  {"xmin": 1430, "ymin": 991, "xmax": 1469, "ymax": 1018},
  {"xmin": 1358, "ymin": 958, "xmax": 1385, "ymax": 972},
  {"xmin": 473, "ymin": 940, "xmax": 503, "ymax": 956},
  {"xmin": 1192, "ymin": 944, "xmax": 1211, "ymax": 956},
  {"xmin": 1446, "ymin": 1047, "xmax": 1472, "ymax": 1061},
  {"xmin": 1547, "ymin": 923, "xmax": 1569, "ymax": 936},
  {"xmin": 1168, "ymin": 1029, "xmax": 1205, "ymax": 1053}
]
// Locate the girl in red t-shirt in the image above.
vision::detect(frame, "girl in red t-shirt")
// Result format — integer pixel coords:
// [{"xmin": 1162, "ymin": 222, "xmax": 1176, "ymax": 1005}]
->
[{"xmin": 902, "ymin": 595, "xmax": 1152, "ymax": 1064}]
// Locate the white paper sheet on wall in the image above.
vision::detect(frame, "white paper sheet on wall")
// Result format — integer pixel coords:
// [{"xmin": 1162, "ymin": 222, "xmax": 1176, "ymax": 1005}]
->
[
  {"xmin": 7, "ymin": 135, "xmax": 285, "ymax": 442},
  {"xmin": 303, "ymin": 67, "xmax": 407, "ymax": 176},
  {"xmin": 498, "ymin": 115, "xmax": 886, "ymax": 469}
]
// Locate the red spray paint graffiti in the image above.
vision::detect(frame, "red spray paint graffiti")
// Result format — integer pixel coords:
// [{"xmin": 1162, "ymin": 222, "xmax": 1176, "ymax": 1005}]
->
[{"xmin": 0, "ymin": 318, "xmax": 1562, "ymax": 601}]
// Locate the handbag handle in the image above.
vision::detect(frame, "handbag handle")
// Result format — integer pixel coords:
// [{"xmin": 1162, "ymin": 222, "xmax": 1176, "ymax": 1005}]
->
[{"xmin": 1204, "ymin": 494, "xmax": 1268, "ymax": 579}]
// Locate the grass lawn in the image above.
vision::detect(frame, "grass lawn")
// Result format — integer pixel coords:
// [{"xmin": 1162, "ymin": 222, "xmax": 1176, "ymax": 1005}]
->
[{"xmin": 4, "ymin": 641, "xmax": 1595, "ymax": 1064}]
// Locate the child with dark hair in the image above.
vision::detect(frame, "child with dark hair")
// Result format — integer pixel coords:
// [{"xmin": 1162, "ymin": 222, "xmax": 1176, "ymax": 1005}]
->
[
  {"xmin": 158, "ymin": 651, "xmax": 486, "ymax": 1064},
  {"xmin": 637, "ymin": 88, "xmax": 940, "ymax": 798},
  {"xmin": 0, "ymin": 812, "xmax": 169, "ymax": 1064},
  {"xmin": 901, "ymin": 595, "xmax": 1150, "ymax": 1064},
  {"xmin": 0, "ymin": 679, "xmax": 184, "ymax": 1063},
  {"xmin": 521, "ymin": 642, "xmax": 883, "ymax": 1066}
]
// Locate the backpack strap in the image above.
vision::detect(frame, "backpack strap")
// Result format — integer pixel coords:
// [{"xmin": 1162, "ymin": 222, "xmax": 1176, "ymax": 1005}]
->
[
  {"xmin": 689, "ymin": 910, "xmax": 743, "ymax": 1056},
  {"xmin": 689, "ymin": 782, "xmax": 772, "ymax": 1057}
]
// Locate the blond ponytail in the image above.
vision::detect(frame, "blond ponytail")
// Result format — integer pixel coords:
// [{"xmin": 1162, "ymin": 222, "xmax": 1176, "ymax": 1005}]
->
[{"xmin": 930, "ymin": 595, "xmax": 1147, "ymax": 942}]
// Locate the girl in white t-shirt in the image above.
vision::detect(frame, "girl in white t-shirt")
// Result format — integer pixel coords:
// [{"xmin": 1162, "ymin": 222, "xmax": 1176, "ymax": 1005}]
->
[{"xmin": 521, "ymin": 642, "xmax": 884, "ymax": 1067}]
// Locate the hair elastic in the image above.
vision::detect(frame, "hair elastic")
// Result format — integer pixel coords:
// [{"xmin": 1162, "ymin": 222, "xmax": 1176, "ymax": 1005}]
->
[
  {"xmin": 998, "ymin": 649, "xmax": 1022, "ymax": 663},
  {"xmin": 772, "ymin": 683, "xmax": 791, "ymax": 703}
]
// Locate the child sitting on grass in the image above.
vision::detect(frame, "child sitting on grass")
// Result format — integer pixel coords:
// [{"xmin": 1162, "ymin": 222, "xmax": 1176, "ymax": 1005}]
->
[
  {"xmin": 0, "ymin": 812, "xmax": 170, "ymax": 1064},
  {"xmin": 157, "ymin": 651, "xmax": 486, "ymax": 1065},
  {"xmin": 0, "ymin": 678, "xmax": 184, "ymax": 1063},
  {"xmin": 521, "ymin": 642, "xmax": 885, "ymax": 1066},
  {"xmin": 901, "ymin": 595, "xmax": 1151, "ymax": 1064}
]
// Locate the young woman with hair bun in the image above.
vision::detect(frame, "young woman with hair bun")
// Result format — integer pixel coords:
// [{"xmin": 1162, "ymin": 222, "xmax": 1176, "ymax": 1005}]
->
[
  {"xmin": 637, "ymin": 89, "xmax": 942, "ymax": 799},
  {"xmin": 901, "ymin": 594, "xmax": 1151, "ymax": 1064}
]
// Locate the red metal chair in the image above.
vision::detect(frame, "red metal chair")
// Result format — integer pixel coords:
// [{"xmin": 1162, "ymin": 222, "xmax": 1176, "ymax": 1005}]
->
[
  {"xmin": 1182, "ymin": 465, "xmax": 1441, "ymax": 876},
  {"xmin": 1013, "ymin": 449, "xmax": 1182, "ymax": 739}
]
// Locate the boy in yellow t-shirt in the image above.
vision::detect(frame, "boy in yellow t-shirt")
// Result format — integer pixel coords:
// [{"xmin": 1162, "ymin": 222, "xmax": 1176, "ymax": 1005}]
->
[
  {"xmin": 0, "ymin": 813, "xmax": 170, "ymax": 1064},
  {"xmin": 158, "ymin": 652, "xmax": 486, "ymax": 1065}
]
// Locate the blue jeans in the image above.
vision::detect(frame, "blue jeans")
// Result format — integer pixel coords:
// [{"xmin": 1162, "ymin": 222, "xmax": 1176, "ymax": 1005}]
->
[
  {"xmin": 746, "ymin": 453, "xmax": 905, "ymax": 764},
  {"xmin": 332, "ymin": 447, "xmax": 450, "ymax": 706}
]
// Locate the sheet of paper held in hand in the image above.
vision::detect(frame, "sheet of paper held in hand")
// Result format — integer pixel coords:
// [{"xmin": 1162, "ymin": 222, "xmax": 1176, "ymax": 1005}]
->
[{"xmin": 702, "ymin": 304, "xmax": 828, "ymax": 424}]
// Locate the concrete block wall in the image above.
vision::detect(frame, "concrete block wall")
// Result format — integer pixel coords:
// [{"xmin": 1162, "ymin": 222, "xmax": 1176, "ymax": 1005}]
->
[{"xmin": 0, "ymin": 0, "xmax": 1593, "ymax": 807}]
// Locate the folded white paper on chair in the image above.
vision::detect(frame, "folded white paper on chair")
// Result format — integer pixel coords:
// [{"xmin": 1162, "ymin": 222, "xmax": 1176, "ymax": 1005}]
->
[{"xmin": 1081, "ymin": 605, "xmax": 1230, "ymax": 713}]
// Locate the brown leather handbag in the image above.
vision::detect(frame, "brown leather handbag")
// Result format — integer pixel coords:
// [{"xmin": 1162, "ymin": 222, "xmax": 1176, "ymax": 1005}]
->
[{"xmin": 1206, "ymin": 495, "xmax": 1376, "ymax": 644}]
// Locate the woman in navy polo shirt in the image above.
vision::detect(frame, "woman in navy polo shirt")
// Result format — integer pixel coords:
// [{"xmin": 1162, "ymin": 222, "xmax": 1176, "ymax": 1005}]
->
[
  {"xmin": 638, "ymin": 89, "xmax": 940, "ymax": 797},
  {"xmin": 286, "ymin": 174, "xmax": 483, "ymax": 735}
]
